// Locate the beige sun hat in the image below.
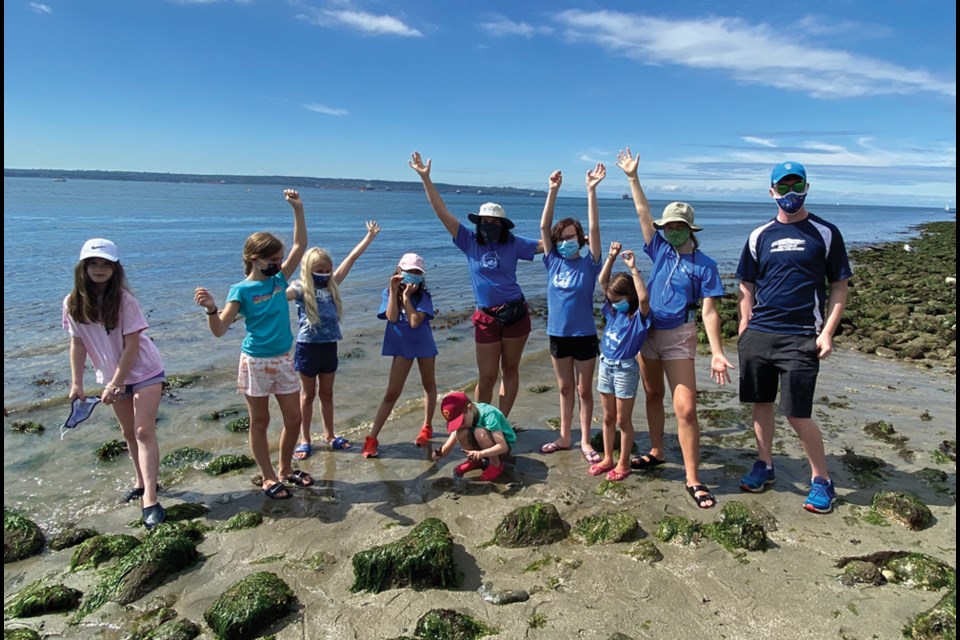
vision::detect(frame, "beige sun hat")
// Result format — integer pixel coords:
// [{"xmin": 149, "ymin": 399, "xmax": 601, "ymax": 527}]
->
[
  {"xmin": 467, "ymin": 202, "xmax": 515, "ymax": 229},
  {"xmin": 652, "ymin": 202, "xmax": 702, "ymax": 232}
]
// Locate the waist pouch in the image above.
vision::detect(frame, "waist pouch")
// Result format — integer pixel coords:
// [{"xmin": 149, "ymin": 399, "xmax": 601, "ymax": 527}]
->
[{"xmin": 485, "ymin": 298, "xmax": 528, "ymax": 327}]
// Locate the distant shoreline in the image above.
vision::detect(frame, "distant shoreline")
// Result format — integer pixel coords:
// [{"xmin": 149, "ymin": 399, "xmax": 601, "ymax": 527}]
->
[{"xmin": 3, "ymin": 168, "xmax": 545, "ymax": 197}]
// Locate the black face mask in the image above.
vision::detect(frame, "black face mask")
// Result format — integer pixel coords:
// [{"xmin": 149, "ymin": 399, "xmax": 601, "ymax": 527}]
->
[
  {"xmin": 480, "ymin": 223, "xmax": 501, "ymax": 244},
  {"xmin": 261, "ymin": 262, "xmax": 281, "ymax": 277}
]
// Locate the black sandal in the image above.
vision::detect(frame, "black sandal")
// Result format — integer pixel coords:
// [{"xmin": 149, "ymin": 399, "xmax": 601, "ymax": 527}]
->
[
  {"xmin": 630, "ymin": 453, "xmax": 665, "ymax": 470},
  {"xmin": 686, "ymin": 484, "xmax": 716, "ymax": 509}
]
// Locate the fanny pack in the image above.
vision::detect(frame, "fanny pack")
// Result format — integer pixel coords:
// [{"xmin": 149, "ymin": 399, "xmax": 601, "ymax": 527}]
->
[{"xmin": 485, "ymin": 297, "xmax": 528, "ymax": 327}]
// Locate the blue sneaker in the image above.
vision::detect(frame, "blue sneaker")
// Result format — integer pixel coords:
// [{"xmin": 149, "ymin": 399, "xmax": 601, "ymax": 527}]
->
[
  {"xmin": 740, "ymin": 460, "xmax": 775, "ymax": 492},
  {"xmin": 803, "ymin": 477, "xmax": 836, "ymax": 514}
]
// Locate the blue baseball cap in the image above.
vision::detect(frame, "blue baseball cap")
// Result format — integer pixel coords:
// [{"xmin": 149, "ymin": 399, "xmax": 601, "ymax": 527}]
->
[{"xmin": 771, "ymin": 161, "xmax": 806, "ymax": 185}]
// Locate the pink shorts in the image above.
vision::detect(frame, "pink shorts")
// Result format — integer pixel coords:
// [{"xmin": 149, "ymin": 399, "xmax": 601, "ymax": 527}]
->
[
  {"xmin": 640, "ymin": 322, "xmax": 698, "ymax": 361},
  {"xmin": 472, "ymin": 308, "xmax": 532, "ymax": 344},
  {"xmin": 237, "ymin": 351, "xmax": 300, "ymax": 397}
]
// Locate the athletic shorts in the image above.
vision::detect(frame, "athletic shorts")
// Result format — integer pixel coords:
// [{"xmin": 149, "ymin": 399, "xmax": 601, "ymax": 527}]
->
[
  {"xmin": 549, "ymin": 335, "xmax": 600, "ymax": 361},
  {"xmin": 237, "ymin": 351, "xmax": 300, "ymax": 398},
  {"xmin": 115, "ymin": 372, "xmax": 166, "ymax": 398},
  {"xmin": 640, "ymin": 322, "xmax": 697, "ymax": 361},
  {"xmin": 738, "ymin": 328, "xmax": 820, "ymax": 418},
  {"xmin": 472, "ymin": 307, "xmax": 532, "ymax": 344},
  {"xmin": 294, "ymin": 341, "xmax": 339, "ymax": 377},
  {"xmin": 597, "ymin": 355, "xmax": 641, "ymax": 399}
]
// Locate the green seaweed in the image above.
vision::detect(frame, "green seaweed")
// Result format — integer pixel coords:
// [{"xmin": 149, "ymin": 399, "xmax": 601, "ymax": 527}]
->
[
  {"xmin": 703, "ymin": 501, "xmax": 769, "ymax": 552},
  {"xmin": 10, "ymin": 421, "xmax": 44, "ymax": 434},
  {"xmin": 161, "ymin": 447, "xmax": 213, "ymax": 467},
  {"xmin": 70, "ymin": 533, "xmax": 141, "ymax": 571},
  {"xmin": 905, "ymin": 586, "xmax": 956, "ymax": 639},
  {"xmin": 413, "ymin": 609, "xmax": 496, "ymax": 640},
  {"xmin": 351, "ymin": 518, "xmax": 462, "ymax": 593},
  {"xmin": 656, "ymin": 515, "xmax": 702, "ymax": 546},
  {"xmin": 203, "ymin": 571, "xmax": 295, "ymax": 640},
  {"xmin": 571, "ymin": 512, "xmax": 639, "ymax": 545},
  {"xmin": 205, "ymin": 454, "xmax": 256, "ymax": 475},
  {"xmin": 219, "ymin": 511, "xmax": 263, "ymax": 532},
  {"xmin": 96, "ymin": 439, "xmax": 128, "ymax": 461},
  {"xmin": 224, "ymin": 416, "xmax": 250, "ymax": 433},
  {"xmin": 4, "ymin": 581, "xmax": 82, "ymax": 619},
  {"xmin": 3, "ymin": 509, "xmax": 45, "ymax": 563},
  {"xmin": 491, "ymin": 502, "xmax": 567, "ymax": 548},
  {"xmin": 48, "ymin": 527, "xmax": 99, "ymax": 551}
]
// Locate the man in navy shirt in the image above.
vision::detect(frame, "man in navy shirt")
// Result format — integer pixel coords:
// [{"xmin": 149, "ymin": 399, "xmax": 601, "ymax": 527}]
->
[{"xmin": 735, "ymin": 161, "xmax": 853, "ymax": 514}]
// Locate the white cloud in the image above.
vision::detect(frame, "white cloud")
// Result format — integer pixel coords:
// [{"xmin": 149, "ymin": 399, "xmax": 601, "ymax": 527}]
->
[
  {"xmin": 553, "ymin": 10, "xmax": 956, "ymax": 100},
  {"xmin": 743, "ymin": 136, "xmax": 775, "ymax": 147},
  {"xmin": 28, "ymin": 2, "xmax": 52, "ymax": 14},
  {"xmin": 299, "ymin": 8, "xmax": 421, "ymax": 37},
  {"xmin": 479, "ymin": 15, "xmax": 551, "ymax": 38},
  {"xmin": 304, "ymin": 103, "xmax": 349, "ymax": 116}
]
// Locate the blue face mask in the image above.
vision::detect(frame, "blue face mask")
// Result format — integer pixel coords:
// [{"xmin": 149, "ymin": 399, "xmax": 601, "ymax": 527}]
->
[
  {"xmin": 479, "ymin": 223, "xmax": 501, "ymax": 244},
  {"xmin": 612, "ymin": 299, "xmax": 631, "ymax": 313},
  {"xmin": 311, "ymin": 272, "xmax": 331, "ymax": 287},
  {"xmin": 557, "ymin": 239, "xmax": 580, "ymax": 259},
  {"xmin": 774, "ymin": 192, "xmax": 807, "ymax": 215},
  {"xmin": 402, "ymin": 271, "xmax": 423, "ymax": 285}
]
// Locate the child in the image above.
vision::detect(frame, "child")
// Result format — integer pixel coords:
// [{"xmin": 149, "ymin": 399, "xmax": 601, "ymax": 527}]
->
[
  {"xmin": 538, "ymin": 165, "xmax": 605, "ymax": 465},
  {"xmin": 431, "ymin": 391, "xmax": 516, "ymax": 482},
  {"xmin": 287, "ymin": 220, "xmax": 380, "ymax": 459},
  {"xmin": 64, "ymin": 238, "xmax": 167, "ymax": 528},
  {"xmin": 194, "ymin": 189, "xmax": 313, "ymax": 500},
  {"xmin": 361, "ymin": 253, "xmax": 438, "ymax": 458},
  {"xmin": 591, "ymin": 242, "xmax": 651, "ymax": 482}
]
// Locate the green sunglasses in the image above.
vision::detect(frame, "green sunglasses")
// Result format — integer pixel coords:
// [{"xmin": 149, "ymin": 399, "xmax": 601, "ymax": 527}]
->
[{"xmin": 774, "ymin": 181, "xmax": 807, "ymax": 196}]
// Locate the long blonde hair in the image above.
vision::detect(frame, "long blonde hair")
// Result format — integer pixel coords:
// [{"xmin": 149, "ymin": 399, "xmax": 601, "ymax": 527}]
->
[{"xmin": 299, "ymin": 247, "xmax": 343, "ymax": 325}]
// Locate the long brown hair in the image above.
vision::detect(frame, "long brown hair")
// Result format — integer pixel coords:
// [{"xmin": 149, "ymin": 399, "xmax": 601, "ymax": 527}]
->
[
  {"xmin": 606, "ymin": 272, "xmax": 639, "ymax": 314},
  {"xmin": 67, "ymin": 260, "xmax": 128, "ymax": 330},
  {"xmin": 242, "ymin": 232, "xmax": 283, "ymax": 276}
]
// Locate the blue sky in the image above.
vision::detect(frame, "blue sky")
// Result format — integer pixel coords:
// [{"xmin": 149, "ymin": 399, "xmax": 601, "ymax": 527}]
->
[{"xmin": 4, "ymin": 1, "xmax": 956, "ymax": 206}]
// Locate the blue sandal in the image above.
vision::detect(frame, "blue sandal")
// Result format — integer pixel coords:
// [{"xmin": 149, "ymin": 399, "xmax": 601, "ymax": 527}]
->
[
  {"xmin": 293, "ymin": 443, "xmax": 313, "ymax": 460},
  {"xmin": 330, "ymin": 436, "xmax": 351, "ymax": 450}
]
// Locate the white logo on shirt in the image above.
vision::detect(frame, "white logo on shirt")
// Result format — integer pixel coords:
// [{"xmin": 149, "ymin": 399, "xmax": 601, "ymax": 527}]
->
[
  {"xmin": 605, "ymin": 331, "xmax": 623, "ymax": 345},
  {"xmin": 553, "ymin": 270, "xmax": 575, "ymax": 289},
  {"xmin": 481, "ymin": 251, "xmax": 500, "ymax": 269},
  {"xmin": 770, "ymin": 238, "xmax": 806, "ymax": 253}
]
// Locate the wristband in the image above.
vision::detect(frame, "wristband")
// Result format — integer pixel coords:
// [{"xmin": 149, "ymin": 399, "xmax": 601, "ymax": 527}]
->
[{"xmin": 205, "ymin": 307, "xmax": 218, "ymax": 316}]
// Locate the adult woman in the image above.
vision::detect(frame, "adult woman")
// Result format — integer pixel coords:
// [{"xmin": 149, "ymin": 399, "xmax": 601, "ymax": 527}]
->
[
  {"xmin": 617, "ymin": 147, "xmax": 733, "ymax": 508},
  {"xmin": 409, "ymin": 151, "xmax": 542, "ymax": 417}
]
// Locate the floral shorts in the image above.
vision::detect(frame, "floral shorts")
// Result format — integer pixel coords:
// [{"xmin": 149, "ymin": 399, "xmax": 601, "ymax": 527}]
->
[{"xmin": 237, "ymin": 351, "xmax": 300, "ymax": 397}]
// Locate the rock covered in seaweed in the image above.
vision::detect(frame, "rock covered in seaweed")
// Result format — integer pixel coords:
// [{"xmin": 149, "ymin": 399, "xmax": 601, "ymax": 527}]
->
[
  {"xmin": 202, "ymin": 571, "xmax": 295, "ymax": 640},
  {"xmin": 48, "ymin": 526, "xmax": 99, "ymax": 551},
  {"xmin": 70, "ymin": 533, "xmax": 141, "ymax": 571},
  {"xmin": 905, "ymin": 586, "xmax": 956, "ymax": 639},
  {"xmin": 3, "ymin": 509, "xmax": 45, "ymax": 564},
  {"xmin": 413, "ymin": 608, "xmax": 497, "ymax": 640},
  {"xmin": 3, "ymin": 580, "xmax": 82, "ymax": 618},
  {"xmin": 351, "ymin": 518, "xmax": 462, "ymax": 594},
  {"xmin": 871, "ymin": 491, "xmax": 934, "ymax": 530},
  {"xmin": 571, "ymin": 511, "xmax": 639, "ymax": 545},
  {"xmin": 492, "ymin": 502, "xmax": 567, "ymax": 548}
]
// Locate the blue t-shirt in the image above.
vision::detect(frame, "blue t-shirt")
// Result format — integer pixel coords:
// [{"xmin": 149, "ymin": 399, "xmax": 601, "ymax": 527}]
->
[
  {"xmin": 736, "ymin": 212, "xmax": 853, "ymax": 336},
  {"xmin": 644, "ymin": 233, "xmax": 725, "ymax": 330},
  {"xmin": 377, "ymin": 287, "xmax": 438, "ymax": 359},
  {"xmin": 600, "ymin": 301, "xmax": 651, "ymax": 360},
  {"xmin": 292, "ymin": 280, "xmax": 342, "ymax": 343},
  {"xmin": 543, "ymin": 247, "xmax": 603, "ymax": 337},
  {"xmin": 454, "ymin": 223, "xmax": 538, "ymax": 308},
  {"xmin": 227, "ymin": 272, "xmax": 293, "ymax": 358}
]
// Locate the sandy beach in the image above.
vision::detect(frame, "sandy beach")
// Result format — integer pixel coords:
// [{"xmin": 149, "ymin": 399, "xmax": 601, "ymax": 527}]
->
[{"xmin": 4, "ymin": 339, "xmax": 956, "ymax": 639}]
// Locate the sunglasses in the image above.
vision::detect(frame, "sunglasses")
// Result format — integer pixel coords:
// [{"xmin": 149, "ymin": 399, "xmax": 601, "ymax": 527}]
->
[{"xmin": 774, "ymin": 181, "xmax": 807, "ymax": 196}]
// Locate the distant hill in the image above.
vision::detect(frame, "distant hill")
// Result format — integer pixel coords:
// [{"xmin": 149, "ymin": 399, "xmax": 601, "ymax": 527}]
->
[{"xmin": 3, "ymin": 168, "xmax": 544, "ymax": 197}]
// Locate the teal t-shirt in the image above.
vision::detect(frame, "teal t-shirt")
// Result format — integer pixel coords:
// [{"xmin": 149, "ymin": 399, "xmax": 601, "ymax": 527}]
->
[
  {"xmin": 473, "ymin": 402, "xmax": 517, "ymax": 446},
  {"xmin": 227, "ymin": 272, "xmax": 293, "ymax": 358}
]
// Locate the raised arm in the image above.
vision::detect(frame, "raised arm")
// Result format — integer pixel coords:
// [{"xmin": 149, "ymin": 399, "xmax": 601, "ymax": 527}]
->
[
  {"xmin": 616, "ymin": 147, "xmax": 655, "ymax": 245},
  {"xmin": 621, "ymin": 249, "xmax": 650, "ymax": 317},
  {"xmin": 409, "ymin": 152, "xmax": 459, "ymax": 238},
  {"xmin": 334, "ymin": 220, "xmax": 380, "ymax": 284},
  {"xmin": 737, "ymin": 281, "xmax": 756, "ymax": 336},
  {"xmin": 281, "ymin": 189, "xmax": 307, "ymax": 279},
  {"xmin": 540, "ymin": 170, "xmax": 562, "ymax": 253},
  {"xmin": 701, "ymin": 296, "xmax": 733, "ymax": 385},
  {"xmin": 586, "ymin": 163, "xmax": 605, "ymax": 261},
  {"xmin": 817, "ymin": 279, "xmax": 849, "ymax": 359},
  {"xmin": 599, "ymin": 241, "xmax": 622, "ymax": 292}
]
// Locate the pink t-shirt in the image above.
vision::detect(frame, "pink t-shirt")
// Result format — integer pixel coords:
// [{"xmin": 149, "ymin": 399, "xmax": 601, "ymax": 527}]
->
[{"xmin": 62, "ymin": 291, "xmax": 164, "ymax": 385}]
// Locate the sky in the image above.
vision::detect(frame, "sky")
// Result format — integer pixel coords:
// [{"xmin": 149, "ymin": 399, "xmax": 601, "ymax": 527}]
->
[{"xmin": 3, "ymin": 0, "xmax": 956, "ymax": 206}]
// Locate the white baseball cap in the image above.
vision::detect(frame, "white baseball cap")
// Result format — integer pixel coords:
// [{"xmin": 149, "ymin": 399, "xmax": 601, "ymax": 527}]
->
[{"xmin": 79, "ymin": 238, "xmax": 119, "ymax": 262}]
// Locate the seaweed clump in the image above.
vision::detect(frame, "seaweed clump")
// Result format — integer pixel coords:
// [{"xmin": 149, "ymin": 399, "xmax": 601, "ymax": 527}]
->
[
  {"xmin": 4, "ymin": 580, "xmax": 83, "ymax": 618},
  {"xmin": 351, "ymin": 518, "xmax": 462, "ymax": 594},
  {"xmin": 571, "ymin": 511, "xmax": 639, "ymax": 545},
  {"xmin": 3, "ymin": 509, "xmax": 45, "ymax": 563},
  {"xmin": 205, "ymin": 454, "xmax": 255, "ymax": 475},
  {"xmin": 413, "ymin": 609, "xmax": 497, "ymax": 640},
  {"xmin": 871, "ymin": 491, "xmax": 935, "ymax": 530},
  {"xmin": 203, "ymin": 571, "xmax": 295, "ymax": 640},
  {"xmin": 70, "ymin": 533, "xmax": 141, "ymax": 571},
  {"xmin": 491, "ymin": 502, "xmax": 567, "ymax": 548}
]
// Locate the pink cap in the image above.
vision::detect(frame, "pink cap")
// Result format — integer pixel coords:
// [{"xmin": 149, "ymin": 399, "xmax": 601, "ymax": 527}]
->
[{"xmin": 398, "ymin": 253, "xmax": 426, "ymax": 273}]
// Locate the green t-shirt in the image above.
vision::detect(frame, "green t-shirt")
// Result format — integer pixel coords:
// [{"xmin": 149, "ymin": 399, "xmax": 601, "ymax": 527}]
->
[{"xmin": 473, "ymin": 402, "xmax": 517, "ymax": 446}]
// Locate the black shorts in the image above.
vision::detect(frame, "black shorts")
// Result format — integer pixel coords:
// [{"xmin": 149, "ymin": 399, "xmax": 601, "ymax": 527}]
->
[
  {"xmin": 293, "ymin": 342, "xmax": 339, "ymax": 377},
  {"xmin": 738, "ymin": 328, "xmax": 819, "ymax": 418},
  {"xmin": 549, "ymin": 335, "xmax": 600, "ymax": 361}
]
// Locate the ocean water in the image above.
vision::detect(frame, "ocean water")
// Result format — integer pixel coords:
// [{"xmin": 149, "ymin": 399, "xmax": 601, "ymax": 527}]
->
[{"xmin": 2, "ymin": 176, "xmax": 952, "ymax": 525}]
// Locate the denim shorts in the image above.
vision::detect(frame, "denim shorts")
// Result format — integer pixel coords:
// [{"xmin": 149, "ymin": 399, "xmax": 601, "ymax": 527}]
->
[
  {"xmin": 294, "ymin": 341, "xmax": 339, "ymax": 376},
  {"xmin": 597, "ymin": 355, "xmax": 640, "ymax": 398}
]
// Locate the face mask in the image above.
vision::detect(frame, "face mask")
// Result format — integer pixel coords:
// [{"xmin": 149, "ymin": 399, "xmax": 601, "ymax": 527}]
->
[
  {"xmin": 311, "ymin": 272, "xmax": 331, "ymax": 287},
  {"xmin": 773, "ymin": 192, "xmax": 807, "ymax": 215},
  {"xmin": 664, "ymin": 228, "xmax": 691, "ymax": 248},
  {"xmin": 402, "ymin": 271, "xmax": 423, "ymax": 285},
  {"xmin": 612, "ymin": 299, "xmax": 631, "ymax": 313},
  {"xmin": 557, "ymin": 239, "xmax": 580, "ymax": 259},
  {"xmin": 479, "ymin": 223, "xmax": 501, "ymax": 244},
  {"xmin": 261, "ymin": 262, "xmax": 281, "ymax": 277}
]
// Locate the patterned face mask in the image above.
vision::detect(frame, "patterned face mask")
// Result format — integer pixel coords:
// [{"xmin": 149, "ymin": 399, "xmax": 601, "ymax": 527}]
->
[
  {"xmin": 664, "ymin": 228, "xmax": 691, "ymax": 247},
  {"xmin": 773, "ymin": 191, "xmax": 807, "ymax": 215},
  {"xmin": 311, "ymin": 272, "xmax": 331, "ymax": 287}
]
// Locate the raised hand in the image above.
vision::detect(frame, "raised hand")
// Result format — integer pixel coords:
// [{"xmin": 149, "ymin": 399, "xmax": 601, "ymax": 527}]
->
[
  {"xmin": 284, "ymin": 189, "xmax": 302, "ymax": 208},
  {"xmin": 194, "ymin": 287, "xmax": 216, "ymax": 313},
  {"xmin": 608, "ymin": 241, "xmax": 622, "ymax": 260},
  {"xmin": 616, "ymin": 147, "xmax": 639, "ymax": 177},
  {"xmin": 409, "ymin": 151, "xmax": 431, "ymax": 178},
  {"xmin": 621, "ymin": 249, "xmax": 636, "ymax": 270},
  {"xmin": 366, "ymin": 220, "xmax": 381, "ymax": 237},
  {"xmin": 549, "ymin": 170, "xmax": 562, "ymax": 191},
  {"xmin": 389, "ymin": 273, "xmax": 404, "ymax": 291},
  {"xmin": 586, "ymin": 163, "xmax": 606, "ymax": 190}
]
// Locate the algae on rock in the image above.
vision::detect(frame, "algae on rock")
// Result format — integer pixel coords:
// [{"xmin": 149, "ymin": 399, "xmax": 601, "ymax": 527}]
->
[
  {"xmin": 571, "ymin": 511, "xmax": 639, "ymax": 545},
  {"xmin": 351, "ymin": 518, "xmax": 462, "ymax": 593},
  {"xmin": 203, "ymin": 571, "xmax": 295, "ymax": 640},
  {"xmin": 413, "ymin": 608, "xmax": 497, "ymax": 640},
  {"xmin": 491, "ymin": 502, "xmax": 567, "ymax": 548},
  {"xmin": 4, "ymin": 581, "xmax": 82, "ymax": 619},
  {"xmin": 3, "ymin": 509, "xmax": 45, "ymax": 564}
]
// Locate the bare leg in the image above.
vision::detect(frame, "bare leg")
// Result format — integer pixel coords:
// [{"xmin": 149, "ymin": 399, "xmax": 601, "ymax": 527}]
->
[
  {"xmin": 752, "ymin": 402, "xmax": 777, "ymax": 465},
  {"xmin": 112, "ymin": 397, "xmax": 143, "ymax": 494},
  {"xmin": 663, "ymin": 359, "xmax": 714, "ymax": 506},
  {"xmin": 598, "ymin": 392, "xmax": 618, "ymax": 469},
  {"xmin": 131, "ymin": 383, "xmax": 163, "ymax": 506},
  {"xmin": 549, "ymin": 355, "xmax": 576, "ymax": 449},
  {"xmin": 474, "ymin": 341, "xmax": 501, "ymax": 405},
  {"xmin": 275, "ymin": 391, "xmax": 303, "ymax": 479},
  {"xmin": 316, "ymin": 371, "xmax": 336, "ymax": 442},
  {"xmin": 787, "ymin": 416, "xmax": 830, "ymax": 480},
  {"xmin": 368, "ymin": 357, "xmax": 415, "ymax": 439},
  {"xmin": 416, "ymin": 357, "xmax": 438, "ymax": 428},
  {"xmin": 639, "ymin": 355, "xmax": 666, "ymax": 459},
  {"xmin": 574, "ymin": 357, "xmax": 597, "ymax": 453},
  {"xmin": 298, "ymin": 373, "xmax": 317, "ymax": 445},
  {"xmin": 245, "ymin": 395, "xmax": 278, "ymax": 486},
  {"xmin": 498, "ymin": 334, "xmax": 529, "ymax": 417},
  {"xmin": 614, "ymin": 396, "xmax": 636, "ymax": 475}
]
